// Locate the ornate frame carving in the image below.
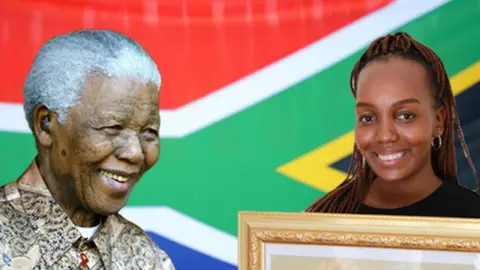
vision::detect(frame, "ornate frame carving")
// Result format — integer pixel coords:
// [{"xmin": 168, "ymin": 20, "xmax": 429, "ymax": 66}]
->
[{"xmin": 238, "ymin": 212, "xmax": 480, "ymax": 270}]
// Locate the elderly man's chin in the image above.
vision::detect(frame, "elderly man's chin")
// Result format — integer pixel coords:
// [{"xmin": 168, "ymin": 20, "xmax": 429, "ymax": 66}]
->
[
  {"xmin": 88, "ymin": 199, "xmax": 130, "ymax": 216},
  {"xmin": 85, "ymin": 189, "xmax": 133, "ymax": 216},
  {"xmin": 83, "ymin": 171, "xmax": 138, "ymax": 215}
]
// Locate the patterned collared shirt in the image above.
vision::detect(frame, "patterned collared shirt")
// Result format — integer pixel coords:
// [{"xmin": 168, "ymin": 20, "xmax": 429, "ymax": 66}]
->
[{"xmin": 0, "ymin": 160, "xmax": 175, "ymax": 270}]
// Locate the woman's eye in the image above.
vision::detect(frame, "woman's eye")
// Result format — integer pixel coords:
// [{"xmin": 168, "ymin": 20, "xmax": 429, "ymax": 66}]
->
[
  {"xmin": 398, "ymin": 113, "xmax": 415, "ymax": 121},
  {"xmin": 359, "ymin": 115, "xmax": 374, "ymax": 123}
]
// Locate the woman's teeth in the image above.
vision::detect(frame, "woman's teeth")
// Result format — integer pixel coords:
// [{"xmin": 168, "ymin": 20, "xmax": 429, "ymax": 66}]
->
[{"xmin": 377, "ymin": 152, "xmax": 405, "ymax": 161}]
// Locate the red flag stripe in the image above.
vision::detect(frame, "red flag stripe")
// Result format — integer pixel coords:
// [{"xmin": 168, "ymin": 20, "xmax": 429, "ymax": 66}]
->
[{"xmin": 0, "ymin": 0, "xmax": 391, "ymax": 109}]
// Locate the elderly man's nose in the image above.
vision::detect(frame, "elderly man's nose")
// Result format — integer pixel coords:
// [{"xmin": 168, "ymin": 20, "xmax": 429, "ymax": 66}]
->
[{"xmin": 116, "ymin": 136, "xmax": 144, "ymax": 164}]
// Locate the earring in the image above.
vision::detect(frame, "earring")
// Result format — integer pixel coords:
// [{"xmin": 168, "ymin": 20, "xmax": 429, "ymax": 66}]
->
[
  {"xmin": 362, "ymin": 156, "xmax": 366, "ymax": 168},
  {"xmin": 41, "ymin": 115, "xmax": 50, "ymax": 133},
  {"xmin": 431, "ymin": 135, "xmax": 442, "ymax": 151}
]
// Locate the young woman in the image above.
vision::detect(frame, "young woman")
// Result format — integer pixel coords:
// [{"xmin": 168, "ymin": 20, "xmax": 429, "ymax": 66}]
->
[{"xmin": 306, "ymin": 32, "xmax": 480, "ymax": 218}]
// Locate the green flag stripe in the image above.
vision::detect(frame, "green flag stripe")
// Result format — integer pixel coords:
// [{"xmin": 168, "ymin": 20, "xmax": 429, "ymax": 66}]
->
[
  {"xmin": 1, "ymin": 0, "xmax": 478, "ymax": 237},
  {"xmin": 128, "ymin": 0, "xmax": 479, "ymax": 235}
]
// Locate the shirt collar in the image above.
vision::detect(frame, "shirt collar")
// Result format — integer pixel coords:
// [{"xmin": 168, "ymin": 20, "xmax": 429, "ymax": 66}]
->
[{"xmin": 12, "ymin": 159, "xmax": 126, "ymax": 267}]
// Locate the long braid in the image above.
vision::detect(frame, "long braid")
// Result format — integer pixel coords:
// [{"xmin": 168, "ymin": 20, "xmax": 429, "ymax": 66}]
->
[{"xmin": 306, "ymin": 32, "xmax": 479, "ymax": 213}]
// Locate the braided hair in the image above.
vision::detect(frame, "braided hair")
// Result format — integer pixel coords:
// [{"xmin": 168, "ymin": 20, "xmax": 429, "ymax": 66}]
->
[{"xmin": 306, "ymin": 32, "xmax": 478, "ymax": 213}]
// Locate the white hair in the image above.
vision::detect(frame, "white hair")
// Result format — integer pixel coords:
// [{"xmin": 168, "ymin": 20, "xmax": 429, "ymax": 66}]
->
[{"xmin": 23, "ymin": 29, "xmax": 161, "ymax": 130}]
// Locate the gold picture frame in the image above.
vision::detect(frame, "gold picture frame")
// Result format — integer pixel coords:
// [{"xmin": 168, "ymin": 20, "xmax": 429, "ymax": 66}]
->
[{"xmin": 238, "ymin": 211, "xmax": 480, "ymax": 270}]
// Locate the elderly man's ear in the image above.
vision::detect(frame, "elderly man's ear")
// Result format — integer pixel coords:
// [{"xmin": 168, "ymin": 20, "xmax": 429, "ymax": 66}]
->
[{"xmin": 33, "ymin": 105, "xmax": 58, "ymax": 148}]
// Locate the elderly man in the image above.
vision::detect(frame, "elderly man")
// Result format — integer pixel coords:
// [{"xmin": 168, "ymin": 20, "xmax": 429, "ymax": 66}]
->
[{"xmin": 0, "ymin": 30, "xmax": 174, "ymax": 269}]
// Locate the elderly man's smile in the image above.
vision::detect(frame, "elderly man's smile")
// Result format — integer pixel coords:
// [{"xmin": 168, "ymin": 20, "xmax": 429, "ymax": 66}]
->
[
  {"xmin": 98, "ymin": 169, "xmax": 131, "ymax": 182},
  {"xmin": 97, "ymin": 168, "xmax": 136, "ymax": 193}
]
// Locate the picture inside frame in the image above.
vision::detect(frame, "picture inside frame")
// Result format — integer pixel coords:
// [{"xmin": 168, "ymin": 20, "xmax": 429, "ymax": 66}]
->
[{"xmin": 265, "ymin": 243, "xmax": 480, "ymax": 270}]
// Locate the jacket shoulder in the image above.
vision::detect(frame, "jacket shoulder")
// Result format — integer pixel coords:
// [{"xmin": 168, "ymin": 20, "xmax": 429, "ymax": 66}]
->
[{"xmin": 0, "ymin": 184, "xmax": 39, "ymax": 259}]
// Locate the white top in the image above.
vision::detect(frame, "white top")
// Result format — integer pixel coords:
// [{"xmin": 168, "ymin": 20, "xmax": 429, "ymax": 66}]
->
[{"xmin": 76, "ymin": 222, "xmax": 101, "ymax": 240}]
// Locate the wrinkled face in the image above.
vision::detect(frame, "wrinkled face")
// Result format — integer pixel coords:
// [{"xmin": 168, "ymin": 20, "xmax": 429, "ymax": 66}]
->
[
  {"xmin": 49, "ymin": 75, "xmax": 160, "ymax": 215},
  {"xmin": 354, "ymin": 56, "xmax": 445, "ymax": 182}
]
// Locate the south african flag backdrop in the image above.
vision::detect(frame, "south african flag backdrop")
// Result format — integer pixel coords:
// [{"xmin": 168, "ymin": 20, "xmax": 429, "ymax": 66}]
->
[{"xmin": 0, "ymin": 0, "xmax": 479, "ymax": 269}]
